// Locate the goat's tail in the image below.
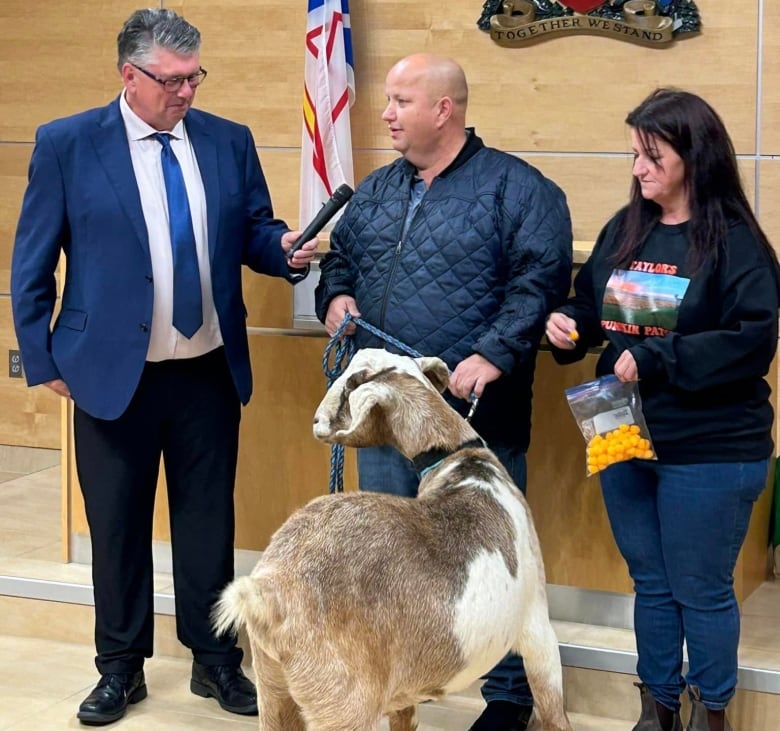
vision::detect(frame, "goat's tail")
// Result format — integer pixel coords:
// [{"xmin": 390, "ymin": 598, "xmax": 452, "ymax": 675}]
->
[{"xmin": 211, "ymin": 574, "xmax": 275, "ymax": 638}]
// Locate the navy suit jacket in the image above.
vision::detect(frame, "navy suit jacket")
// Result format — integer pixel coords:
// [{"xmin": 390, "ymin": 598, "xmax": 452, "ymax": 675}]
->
[{"xmin": 11, "ymin": 97, "xmax": 298, "ymax": 420}]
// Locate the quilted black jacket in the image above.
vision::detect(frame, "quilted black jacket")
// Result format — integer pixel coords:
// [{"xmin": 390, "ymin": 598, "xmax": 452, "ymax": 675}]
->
[{"xmin": 315, "ymin": 131, "xmax": 573, "ymax": 450}]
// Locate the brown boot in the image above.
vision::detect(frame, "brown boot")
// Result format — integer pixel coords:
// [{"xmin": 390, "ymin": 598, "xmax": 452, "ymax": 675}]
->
[
  {"xmin": 633, "ymin": 682, "xmax": 683, "ymax": 731},
  {"xmin": 686, "ymin": 686, "xmax": 733, "ymax": 731}
]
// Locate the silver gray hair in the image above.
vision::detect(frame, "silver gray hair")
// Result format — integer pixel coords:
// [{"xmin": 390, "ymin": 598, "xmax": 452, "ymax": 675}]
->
[{"xmin": 117, "ymin": 8, "xmax": 201, "ymax": 70}]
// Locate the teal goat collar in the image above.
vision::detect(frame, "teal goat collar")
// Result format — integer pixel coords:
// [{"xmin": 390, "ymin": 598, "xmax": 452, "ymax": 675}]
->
[{"xmin": 414, "ymin": 438, "xmax": 487, "ymax": 479}]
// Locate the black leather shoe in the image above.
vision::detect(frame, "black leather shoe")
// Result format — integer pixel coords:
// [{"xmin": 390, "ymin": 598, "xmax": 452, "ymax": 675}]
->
[
  {"xmin": 77, "ymin": 671, "xmax": 147, "ymax": 725},
  {"xmin": 468, "ymin": 700, "xmax": 534, "ymax": 731},
  {"xmin": 190, "ymin": 661, "xmax": 258, "ymax": 715}
]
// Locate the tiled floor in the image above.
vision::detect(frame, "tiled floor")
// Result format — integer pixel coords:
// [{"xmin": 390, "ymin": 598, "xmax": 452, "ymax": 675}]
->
[{"xmin": 1, "ymin": 447, "xmax": 778, "ymax": 730}]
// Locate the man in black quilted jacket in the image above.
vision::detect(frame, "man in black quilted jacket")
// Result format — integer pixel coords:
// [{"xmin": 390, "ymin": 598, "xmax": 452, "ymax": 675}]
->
[{"xmin": 314, "ymin": 53, "xmax": 572, "ymax": 731}]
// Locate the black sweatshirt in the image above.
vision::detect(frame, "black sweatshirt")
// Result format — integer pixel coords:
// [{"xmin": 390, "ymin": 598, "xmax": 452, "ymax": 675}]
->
[{"xmin": 553, "ymin": 212, "xmax": 779, "ymax": 463}]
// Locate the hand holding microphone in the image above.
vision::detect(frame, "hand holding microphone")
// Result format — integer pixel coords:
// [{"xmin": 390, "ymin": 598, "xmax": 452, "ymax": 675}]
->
[{"xmin": 287, "ymin": 183, "xmax": 355, "ymax": 260}]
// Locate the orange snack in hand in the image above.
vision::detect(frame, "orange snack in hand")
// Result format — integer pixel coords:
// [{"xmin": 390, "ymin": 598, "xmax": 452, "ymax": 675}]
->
[{"xmin": 568, "ymin": 329, "xmax": 580, "ymax": 342}]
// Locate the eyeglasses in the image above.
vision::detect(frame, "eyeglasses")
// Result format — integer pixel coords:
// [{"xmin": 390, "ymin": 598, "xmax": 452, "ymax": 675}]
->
[{"xmin": 130, "ymin": 62, "xmax": 207, "ymax": 92}]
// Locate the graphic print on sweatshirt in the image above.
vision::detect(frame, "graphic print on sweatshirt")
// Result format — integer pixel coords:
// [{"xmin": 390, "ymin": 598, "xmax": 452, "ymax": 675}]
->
[{"xmin": 602, "ymin": 261, "xmax": 690, "ymax": 337}]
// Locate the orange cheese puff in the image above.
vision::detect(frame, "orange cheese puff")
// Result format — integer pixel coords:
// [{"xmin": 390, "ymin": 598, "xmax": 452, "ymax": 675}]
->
[{"xmin": 585, "ymin": 422, "xmax": 656, "ymax": 475}]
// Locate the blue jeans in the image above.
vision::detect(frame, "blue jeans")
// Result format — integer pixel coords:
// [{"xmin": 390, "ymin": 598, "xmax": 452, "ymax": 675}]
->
[
  {"xmin": 599, "ymin": 458, "xmax": 769, "ymax": 711},
  {"xmin": 357, "ymin": 443, "xmax": 534, "ymax": 707}
]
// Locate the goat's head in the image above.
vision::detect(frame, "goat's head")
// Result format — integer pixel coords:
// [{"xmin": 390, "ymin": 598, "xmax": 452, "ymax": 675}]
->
[{"xmin": 313, "ymin": 349, "xmax": 451, "ymax": 450}]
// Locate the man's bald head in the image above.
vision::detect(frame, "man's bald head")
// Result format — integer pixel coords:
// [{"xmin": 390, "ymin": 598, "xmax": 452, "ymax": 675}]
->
[
  {"xmin": 382, "ymin": 53, "xmax": 470, "ymax": 179},
  {"xmin": 388, "ymin": 54, "xmax": 468, "ymax": 115}
]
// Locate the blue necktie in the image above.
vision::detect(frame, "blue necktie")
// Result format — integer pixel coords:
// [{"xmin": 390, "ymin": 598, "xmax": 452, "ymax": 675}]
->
[{"xmin": 153, "ymin": 133, "xmax": 203, "ymax": 338}]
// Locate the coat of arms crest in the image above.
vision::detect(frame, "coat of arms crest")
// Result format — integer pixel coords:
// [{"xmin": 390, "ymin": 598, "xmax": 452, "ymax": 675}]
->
[{"xmin": 477, "ymin": 0, "xmax": 701, "ymax": 47}]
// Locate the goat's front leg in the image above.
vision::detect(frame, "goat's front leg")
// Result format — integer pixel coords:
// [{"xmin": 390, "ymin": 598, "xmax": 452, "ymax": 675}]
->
[{"xmin": 387, "ymin": 705, "xmax": 418, "ymax": 731}]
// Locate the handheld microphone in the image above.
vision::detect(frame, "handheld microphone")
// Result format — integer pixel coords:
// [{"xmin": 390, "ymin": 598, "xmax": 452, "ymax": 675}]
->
[{"xmin": 287, "ymin": 183, "xmax": 355, "ymax": 259}]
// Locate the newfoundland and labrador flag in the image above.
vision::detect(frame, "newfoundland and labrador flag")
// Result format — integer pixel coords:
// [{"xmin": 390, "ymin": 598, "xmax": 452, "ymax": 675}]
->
[{"xmin": 300, "ymin": 0, "xmax": 355, "ymax": 229}]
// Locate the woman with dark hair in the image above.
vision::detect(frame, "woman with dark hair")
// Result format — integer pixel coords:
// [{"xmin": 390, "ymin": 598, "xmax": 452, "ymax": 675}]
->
[{"xmin": 546, "ymin": 88, "xmax": 779, "ymax": 731}]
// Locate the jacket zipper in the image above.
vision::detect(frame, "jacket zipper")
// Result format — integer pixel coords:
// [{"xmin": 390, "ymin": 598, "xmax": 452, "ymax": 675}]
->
[{"xmin": 378, "ymin": 188, "xmax": 423, "ymax": 330}]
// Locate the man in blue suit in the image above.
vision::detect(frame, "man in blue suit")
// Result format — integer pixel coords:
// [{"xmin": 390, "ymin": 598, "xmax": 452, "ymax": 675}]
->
[{"xmin": 11, "ymin": 8, "xmax": 317, "ymax": 726}]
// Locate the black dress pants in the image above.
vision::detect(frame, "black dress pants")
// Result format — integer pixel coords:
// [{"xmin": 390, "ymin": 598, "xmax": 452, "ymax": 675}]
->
[{"xmin": 74, "ymin": 347, "xmax": 243, "ymax": 674}]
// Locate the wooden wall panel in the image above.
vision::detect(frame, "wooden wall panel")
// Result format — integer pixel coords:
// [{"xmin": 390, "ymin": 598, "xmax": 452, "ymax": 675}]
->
[
  {"xmin": 242, "ymin": 149, "xmax": 300, "ymax": 329},
  {"xmin": 737, "ymin": 457, "xmax": 774, "ymax": 601},
  {"xmin": 758, "ymin": 159, "xmax": 780, "ymax": 251},
  {"xmin": 234, "ymin": 333, "xmax": 356, "ymax": 550},
  {"xmin": 761, "ymin": 2, "xmax": 780, "ymax": 154},
  {"xmin": 70, "ymin": 333, "xmax": 358, "ymax": 550},
  {"xmin": 243, "ymin": 276, "xmax": 293, "ymax": 330},
  {"xmin": 533, "ymin": 157, "xmax": 756, "ymax": 243},
  {"xmin": 0, "ymin": 0, "xmax": 146, "ymax": 142},
  {"xmin": 341, "ymin": 2, "xmax": 759, "ymax": 154},
  {"xmin": 0, "ymin": 298, "xmax": 59, "ymax": 449},
  {"xmin": 526, "ymin": 351, "xmax": 631, "ymax": 592},
  {"xmin": 530, "ymin": 156, "xmax": 631, "ymax": 243},
  {"xmin": 173, "ymin": 1, "xmax": 308, "ymax": 146},
  {"xmin": 166, "ymin": 1, "xmax": 760, "ymax": 155},
  {"xmin": 256, "ymin": 149, "xmax": 302, "ymax": 227},
  {"xmin": 0, "ymin": 144, "xmax": 31, "ymax": 294},
  {"xmin": 5, "ymin": 0, "xmax": 777, "ymax": 597}
]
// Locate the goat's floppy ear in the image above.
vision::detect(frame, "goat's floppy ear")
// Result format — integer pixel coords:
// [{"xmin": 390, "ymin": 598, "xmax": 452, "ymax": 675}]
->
[
  {"xmin": 332, "ymin": 391, "xmax": 385, "ymax": 446},
  {"xmin": 416, "ymin": 356, "xmax": 450, "ymax": 393}
]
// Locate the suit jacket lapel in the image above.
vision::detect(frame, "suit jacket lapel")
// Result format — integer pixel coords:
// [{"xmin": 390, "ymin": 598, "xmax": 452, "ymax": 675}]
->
[
  {"xmin": 90, "ymin": 98, "xmax": 150, "ymax": 256},
  {"xmin": 185, "ymin": 111, "xmax": 220, "ymax": 265}
]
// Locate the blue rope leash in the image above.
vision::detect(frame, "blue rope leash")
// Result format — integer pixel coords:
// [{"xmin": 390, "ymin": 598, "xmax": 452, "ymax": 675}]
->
[{"xmin": 322, "ymin": 314, "xmax": 424, "ymax": 493}]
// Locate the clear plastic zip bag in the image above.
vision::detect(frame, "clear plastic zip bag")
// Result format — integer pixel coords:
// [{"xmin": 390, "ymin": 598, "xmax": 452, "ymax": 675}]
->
[{"xmin": 565, "ymin": 374, "xmax": 657, "ymax": 476}]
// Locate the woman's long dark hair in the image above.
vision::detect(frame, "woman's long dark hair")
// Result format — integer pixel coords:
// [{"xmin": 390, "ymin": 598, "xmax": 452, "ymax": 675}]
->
[{"xmin": 613, "ymin": 87, "xmax": 776, "ymax": 272}]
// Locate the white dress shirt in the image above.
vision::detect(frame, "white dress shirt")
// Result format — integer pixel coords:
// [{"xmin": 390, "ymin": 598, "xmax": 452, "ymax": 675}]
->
[{"xmin": 120, "ymin": 91, "xmax": 223, "ymax": 361}]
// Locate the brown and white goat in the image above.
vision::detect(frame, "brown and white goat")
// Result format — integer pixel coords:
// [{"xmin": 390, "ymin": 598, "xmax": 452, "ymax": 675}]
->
[{"xmin": 212, "ymin": 348, "xmax": 571, "ymax": 731}]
